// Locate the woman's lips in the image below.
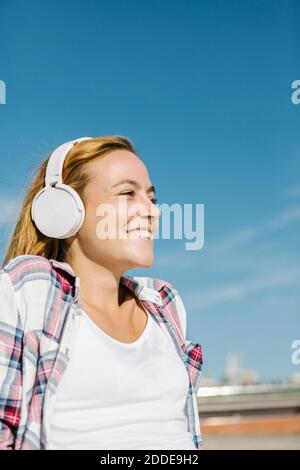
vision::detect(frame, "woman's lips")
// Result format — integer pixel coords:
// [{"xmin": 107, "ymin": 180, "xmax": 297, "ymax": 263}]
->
[{"xmin": 126, "ymin": 228, "xmax": 153, "ymax": 242}]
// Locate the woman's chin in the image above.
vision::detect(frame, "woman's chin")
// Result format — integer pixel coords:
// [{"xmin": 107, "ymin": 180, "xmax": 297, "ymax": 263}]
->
[{"xmin": 127, "ymin": 252, "xmax": 154, "ymax": 268}]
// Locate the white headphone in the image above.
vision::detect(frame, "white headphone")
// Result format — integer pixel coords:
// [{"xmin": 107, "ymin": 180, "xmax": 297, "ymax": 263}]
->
[{"xmin": 31, "ymin": 137, "xmax": 93, "ymax": 239}]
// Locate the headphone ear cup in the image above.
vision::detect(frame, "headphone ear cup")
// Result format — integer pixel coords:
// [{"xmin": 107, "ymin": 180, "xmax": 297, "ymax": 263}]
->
[{"xmin": 31, "ymin": 183, "xmax": 85, "ymax": 239}]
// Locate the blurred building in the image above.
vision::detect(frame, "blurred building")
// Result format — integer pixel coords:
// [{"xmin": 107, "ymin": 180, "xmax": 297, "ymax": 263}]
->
[
  {"xmin": 222, "ymin": 353, "xmax": 258, "ymax": 385},
  {"xmin": 197, "ymin": 354, "xmax": 300, "ymax": 449}
]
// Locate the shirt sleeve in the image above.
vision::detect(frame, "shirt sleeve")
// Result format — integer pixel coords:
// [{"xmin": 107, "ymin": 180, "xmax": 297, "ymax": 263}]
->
[{"xmin": 0, "ymin": 269, "xmax": 23, "ymax": 450}]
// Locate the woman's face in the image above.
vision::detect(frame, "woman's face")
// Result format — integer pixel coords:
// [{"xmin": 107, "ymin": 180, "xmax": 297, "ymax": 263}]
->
[{"xmin": 70, "ymin": 149, "xmax": 160, "ymax": 273}]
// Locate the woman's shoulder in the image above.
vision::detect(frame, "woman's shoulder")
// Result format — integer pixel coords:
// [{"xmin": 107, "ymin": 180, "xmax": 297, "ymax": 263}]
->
[
  {"xmin": 2, "ymin": 254, "xmax": 51, "ymax": 273},
  {"xmin": 0, "ymin": 255, "xmax": 53, "ymax": 329},
  {"xmin": 1, "ymin": 254, "xmax": 53, "ymax": 289}
]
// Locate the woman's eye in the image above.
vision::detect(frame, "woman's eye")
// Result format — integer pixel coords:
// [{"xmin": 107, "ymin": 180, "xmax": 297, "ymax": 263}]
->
[{"xmin": 120, "ymin": 192, "xmax": 158, "ymax": 205}]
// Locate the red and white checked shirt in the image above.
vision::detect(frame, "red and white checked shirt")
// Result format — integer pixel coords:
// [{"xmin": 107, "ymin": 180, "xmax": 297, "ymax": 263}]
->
[{"xmin": 0, "ymin": 255, "xmax": 203, "ymax": 450}]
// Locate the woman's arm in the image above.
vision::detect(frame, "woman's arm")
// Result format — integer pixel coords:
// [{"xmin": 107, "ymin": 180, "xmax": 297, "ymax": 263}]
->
[{"xmin": 0, "ymin": 269, "xmax": 23, "ymax": 450}]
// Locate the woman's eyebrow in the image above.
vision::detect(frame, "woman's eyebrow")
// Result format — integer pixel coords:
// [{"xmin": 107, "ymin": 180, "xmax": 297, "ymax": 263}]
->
[{"xmin": 111, "ymin": 178, "xmax": 156, "ymax": 194}]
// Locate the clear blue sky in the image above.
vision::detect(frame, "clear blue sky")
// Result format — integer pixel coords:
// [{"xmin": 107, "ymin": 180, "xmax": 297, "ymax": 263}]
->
[{"xmin": 0, "ymin": 0, "xmax": 299, "ymax": 382}]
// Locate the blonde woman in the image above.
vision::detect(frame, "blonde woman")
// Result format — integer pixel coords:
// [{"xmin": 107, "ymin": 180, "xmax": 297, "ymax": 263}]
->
[{"xmin": 0, "ymin": 136, "xmax": 203, "ymax": 450}]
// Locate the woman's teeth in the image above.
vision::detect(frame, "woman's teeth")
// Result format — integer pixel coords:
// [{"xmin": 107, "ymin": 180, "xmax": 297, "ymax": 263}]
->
[{"xmin": 127, "ymin": 229, "xmax": 152, "ymax": 239}]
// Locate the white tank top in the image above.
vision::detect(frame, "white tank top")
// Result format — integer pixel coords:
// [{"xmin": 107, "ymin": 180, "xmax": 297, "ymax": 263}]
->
[{"xmin": 47, "ymin": 306, "xmax": 196, "ymax": 450}]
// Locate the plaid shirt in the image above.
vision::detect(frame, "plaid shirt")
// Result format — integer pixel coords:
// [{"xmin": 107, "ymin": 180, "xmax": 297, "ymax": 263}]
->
[{"xmin": 0, "ymin": 254, "xmax": 203, "ymax": 450}]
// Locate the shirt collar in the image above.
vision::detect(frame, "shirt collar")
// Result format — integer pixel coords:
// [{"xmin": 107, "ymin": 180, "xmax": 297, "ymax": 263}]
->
[{"xmin": 49, "ymin": 258, "xmax": 163, "ymax": 306}]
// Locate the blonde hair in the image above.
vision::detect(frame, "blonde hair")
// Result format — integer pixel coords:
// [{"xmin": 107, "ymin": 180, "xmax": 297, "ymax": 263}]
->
[{"xmin": 2, "ymin": 135, "xmax": 138, "ymax": 267}]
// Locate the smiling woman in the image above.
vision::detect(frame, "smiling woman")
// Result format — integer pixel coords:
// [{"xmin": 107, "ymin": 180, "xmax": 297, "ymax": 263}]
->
[{"xmin": 0, "ymin": 135, "xmax": 203, "ymax": 450}]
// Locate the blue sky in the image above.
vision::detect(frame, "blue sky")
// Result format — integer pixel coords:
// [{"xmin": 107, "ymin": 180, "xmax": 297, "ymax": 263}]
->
[{"xmin": 0, "ymin": 0, "xmax": 299, "ymax": 382}]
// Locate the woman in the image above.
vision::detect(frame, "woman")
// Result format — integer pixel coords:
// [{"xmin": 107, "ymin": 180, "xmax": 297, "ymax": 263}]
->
[{"xmin": 0, "ymin": 135, "xmax": 203, "ymax": 450}]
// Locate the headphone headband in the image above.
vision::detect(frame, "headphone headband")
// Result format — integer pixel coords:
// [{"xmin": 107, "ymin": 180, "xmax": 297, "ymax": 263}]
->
[{"xmin": 45, "ymin": 136, "xmax": 93, "ymax": 186}]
